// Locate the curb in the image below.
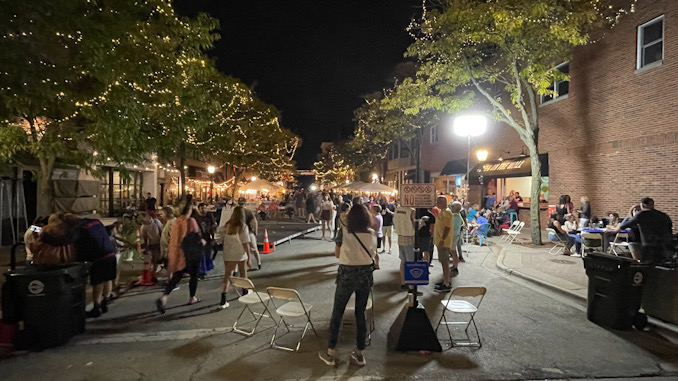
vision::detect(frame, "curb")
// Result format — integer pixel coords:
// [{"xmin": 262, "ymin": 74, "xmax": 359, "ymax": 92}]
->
[{"xmin": 494, "ymin": 245, "xmax": 678, "ymax": 336}]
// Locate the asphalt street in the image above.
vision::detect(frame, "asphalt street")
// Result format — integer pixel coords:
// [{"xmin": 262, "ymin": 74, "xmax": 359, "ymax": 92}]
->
[{"xmin": 0, "ymin": 231, "xmax": 677, "ymax": 381}]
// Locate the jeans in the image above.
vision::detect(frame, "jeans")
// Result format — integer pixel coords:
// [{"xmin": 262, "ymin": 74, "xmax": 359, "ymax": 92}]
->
[
  {"xmin": 165, "ymin": 268, "xmax": 198, "ymax": 298},
  {"xmin": 328, "ymin": 265, "xmax": 373, "ymax": 350}
]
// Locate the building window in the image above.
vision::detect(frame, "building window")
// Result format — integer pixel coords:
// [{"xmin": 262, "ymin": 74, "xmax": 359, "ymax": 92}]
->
[
  {"xmin": 637, "ymin": 15, "xmax": 664, "ymax": 69},
  {"xmin": 400, "ymin": 141, "xmax": 409, "ymax": 158},
  {"xmin": 389, "ymin": 142, "xmax": 398, "ymax": 160},
  {"xmin": 430, "ymin": 125, "xmax": 439, "ymax": 144},
  {"xmin": 541, "ymin": 62, "xmax": 569, "ymax": 104}
]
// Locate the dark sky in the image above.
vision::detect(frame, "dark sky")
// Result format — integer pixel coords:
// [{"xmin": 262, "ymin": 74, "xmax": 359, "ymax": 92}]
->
[{"xmin": 175, "ymin": 1, "xmax": 421, "ymax": 168}]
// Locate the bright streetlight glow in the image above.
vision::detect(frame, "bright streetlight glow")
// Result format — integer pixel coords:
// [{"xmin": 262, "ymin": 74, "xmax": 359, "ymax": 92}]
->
[
  {"xmin": 251, "ymin": 176, "xmax": 257, "ymax": 181},
  {"xmin": 310, "ymin": 185, "xmax": 317, "ymax": 191},
  {"xmin": 476, "ymin": 149, "xmax": 488, "ymax": 162},
  {"xmin": 371, "ymin": 173, "xmax": 379, "ymax": 182},
  {"xmin": 207, "ymin": 165, "xmax": 215, "ymax": 174},
  {"xmin": 453, "ymin": 115, "xmax": 487, "ymax": 137}
]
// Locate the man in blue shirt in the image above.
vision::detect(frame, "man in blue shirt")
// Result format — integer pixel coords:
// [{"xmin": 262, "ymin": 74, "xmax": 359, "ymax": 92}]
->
[{"xmin": 485, "ymin": 193, "xmax": 496, "ymax": 209}]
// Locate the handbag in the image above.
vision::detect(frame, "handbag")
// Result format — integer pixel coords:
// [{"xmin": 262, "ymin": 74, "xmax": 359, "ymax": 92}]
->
[
  {"xmin": 352, "ymin": 232, "xmax": 377, "ymax": 269},
  {"xmin": 181, "ymin": 218, "xmax": 203, "ymax": 271}
]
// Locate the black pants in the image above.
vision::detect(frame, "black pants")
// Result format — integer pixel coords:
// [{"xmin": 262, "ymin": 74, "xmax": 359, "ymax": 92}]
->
[{"xmin": 164, "ymin": 267, "xmax": 198, "ymax": 298}]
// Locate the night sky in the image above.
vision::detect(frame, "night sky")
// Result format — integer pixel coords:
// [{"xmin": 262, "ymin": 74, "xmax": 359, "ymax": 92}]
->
[{"xmin": 175, "ymin": 1, "xmax": 421, "ymax": 169}]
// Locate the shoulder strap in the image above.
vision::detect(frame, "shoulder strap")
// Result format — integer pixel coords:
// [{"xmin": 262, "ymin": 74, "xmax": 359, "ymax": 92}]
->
[{"xmin": 352, "ymin": 232, "xmax": 375, "ymax": 265}]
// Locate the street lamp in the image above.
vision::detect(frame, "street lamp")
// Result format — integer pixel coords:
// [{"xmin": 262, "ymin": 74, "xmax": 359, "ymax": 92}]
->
[
  {"xmin": 371, "ymin": 173, "xmax": 379, "ymax": 183},
  {"xmin": 475, "ymin": 149, "xmax": 488, "ymax": 205},
  {"xmin": 207, "ymin": 165, "xmax": 215, "ymax": 203},
  {"xmin": 453, "ymin": 115, "xmax": 487, "ymax": 199}
]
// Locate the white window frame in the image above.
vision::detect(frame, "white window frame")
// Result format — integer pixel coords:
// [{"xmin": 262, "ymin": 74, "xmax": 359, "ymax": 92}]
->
[
  {"xmin": 540, "ymin": 62, "xmax": 569, "ymax": 105},
  {"xmin": 429, "ymin": 125, "xmax": 438, "ymax": 144},
  {"xmin": 636, "ymin": 15, "xmax": 664, "ymax": 70}
]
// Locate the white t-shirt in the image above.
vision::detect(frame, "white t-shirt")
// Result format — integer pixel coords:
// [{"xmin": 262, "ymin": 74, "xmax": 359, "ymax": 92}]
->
[
  {"xmin": 218, "ymin": 224, "xmax": 250, "ymax": 262},
  {"xmin": 339, "ymin": 228, "xmax": 377, "ymax": 266},
  {"xmin": 321, "ymin": 200, "xmax": 333, "ymax": 211}
]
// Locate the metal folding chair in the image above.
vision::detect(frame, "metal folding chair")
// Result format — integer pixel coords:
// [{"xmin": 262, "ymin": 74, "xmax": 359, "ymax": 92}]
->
[
  {"xmin": 608, "ymin": 232, "xmax": 630, "ymax": 256},
  {"xmin": 505, "ymin": 222, "xmax": 525, "ymax": 245},
  {"xmin": 230, "ymin": 277, "xmax": 277, "ymax": 337},
  {"xmin": 501, "ymin": 220, "xmax": 520, "ymax": 241},
  {"xmin": 546, "ymin": 228, "xmax": 567, "ymax": 255},
  {"xmin": 581, "ymin": 232, "xmax": 603, "ymax": 256},
  {"xmin": 266, "ymin": 287, "xmax": 318, "ymax": 352},
  {"xmin": 343, "ymin": 289, "xmax": 375, "ymax": 346},
  {"xmin": 435, "ymin": 286, "xmax": 487, "ymax": 349}
]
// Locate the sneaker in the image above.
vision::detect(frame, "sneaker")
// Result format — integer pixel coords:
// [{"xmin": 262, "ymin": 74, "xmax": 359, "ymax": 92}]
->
[
  {"xmin": 570, "ymin": 253, "xmax": 582, "ymax": 258},
  {"xmin": 450, "ymin": 268, "xmax": 459, "ymax": 277},
  {"xmin": 434, "ymin": 281, "xmax": 444, "ymax": 287},
  {"xmin": 350, "ymin": 350, "xmax": 366, "ymax": 366},
  {"xmin": 319, "ymin": 350, "xmax": 336, "ymax": 366},
  {"xmin": 101, "ymin": 298, "xmax": 109, "ymax": 314},
  {"xmin": 399, "ymin": 284, "xmax": 409, "ymax": 291},
  {"xmin": 219, "ymin": 301, "xmax": 230, "ymax": 309},
  {"xmin": 86, "ymin": 304, "xmax": 102, "ymax": 318},
  {"xmin": 434, "ymin": 284, "xmax": 452, "ymax": 293}
]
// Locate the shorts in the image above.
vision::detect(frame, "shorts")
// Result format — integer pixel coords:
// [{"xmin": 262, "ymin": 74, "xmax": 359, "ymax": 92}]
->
[
  {"xmin": 321, "ymin": 209, "xmax": 331, "ymax": 221},
  {"xmin": 90, "ymin": 255, "xmax": 117, "ymax": 286},
  {"xmin": 437, "ymin": 246, "xmax": 452, "ymax": 264},
  {"xmin": 398, "ymin": 244, "xmax": 415, "ymax": 262},
  {"xmin": 383, "ymin": 225, "xmax": 393, "ymax": 237},
  {"xmin": 419, "ymin": 237, "xmax": 432, "ymax": 253}
]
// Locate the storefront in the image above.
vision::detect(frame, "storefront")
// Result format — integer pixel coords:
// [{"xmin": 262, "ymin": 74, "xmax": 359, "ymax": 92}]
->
[
  {"xmin": 469, "ymin": 153, "xmax": 550, "ymax": 205},
  {"xmin": 435, "ymin": 159, "xmax": 467, "ymax": 197}
]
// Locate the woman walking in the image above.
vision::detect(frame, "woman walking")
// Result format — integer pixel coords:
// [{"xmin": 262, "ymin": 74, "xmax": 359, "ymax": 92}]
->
[
  {"xmin": 578, "ymin": 196, "xmax": 592, "ymax": 229},
  {"xmin": 320, "ymin": 193, "xmax": 334, "ymax": 240},
  {"xmin": 306, "ymin": 193, "xmax": 318, "ymax": 224},
  {"xmin": 155, "ymin": 201, "xmax": 203, "ymax": 313},
  {"xmin": 319, "ymin": 204, "xmax": 376, "ymax": 367},
  {"xmin": 215, "ymin": 206, "xmax": 251, "ymax": 309}
]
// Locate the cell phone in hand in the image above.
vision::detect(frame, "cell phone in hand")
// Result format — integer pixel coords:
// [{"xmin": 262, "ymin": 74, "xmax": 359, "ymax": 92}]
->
[{"xmin": 30, "ymin": 225, "xmax": 42, "ymax": 233}]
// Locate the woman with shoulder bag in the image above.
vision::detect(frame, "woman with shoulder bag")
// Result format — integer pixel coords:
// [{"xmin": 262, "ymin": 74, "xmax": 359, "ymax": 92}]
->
[
  {"xmin": 214, "ymin": 206, "xmax": 251, "ymax": 309},
  {"xmin": 319, "ymin": 204, "xmax": 376, "ymax": 368},
  {"xmin": 155, "ymin": 200, "xmax": 204, "ymax": 313}
]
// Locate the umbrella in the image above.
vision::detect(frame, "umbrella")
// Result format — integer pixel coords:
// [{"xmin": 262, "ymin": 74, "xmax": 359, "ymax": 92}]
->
[
  {"xmin": 342, "ymin": 181, "xmax": 367, "ymax": 191},
  {"xmin": 354, "ymin": 182, "xmax": 398, "ymax": 193},
  {"xmin": 242, "ymin": 178, "xmax": 282, "ymax": 193}
]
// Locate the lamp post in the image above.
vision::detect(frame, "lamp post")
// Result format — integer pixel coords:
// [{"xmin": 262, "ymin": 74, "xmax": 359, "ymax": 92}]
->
[
  {"xmin": 207, "ymin": 165, "xmax": 215, "ymax": 203},
  {"xmin": 453, "ymin": 115, "xmax": 487, "ymax": 201},
  {"xmin": 475, "ymin": 149, "xmax": 488, "ymax": 205}
]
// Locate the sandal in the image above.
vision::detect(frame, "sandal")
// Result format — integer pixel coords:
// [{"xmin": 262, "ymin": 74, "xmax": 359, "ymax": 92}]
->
[{"xmin": 187, "ymin": 297, "xmax": 202, "ymax": 305}]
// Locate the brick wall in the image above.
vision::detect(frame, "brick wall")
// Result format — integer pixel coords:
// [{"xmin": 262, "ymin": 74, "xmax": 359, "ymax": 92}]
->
[{"xmin": 412, "ymin": 0, "xmax": 678, "ymax": 223}]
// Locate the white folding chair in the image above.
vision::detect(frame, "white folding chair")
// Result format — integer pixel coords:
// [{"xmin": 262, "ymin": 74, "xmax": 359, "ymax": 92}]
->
[
  {"xmin": 501, "ymin": 221, "xmax": 520, "ymax": 241},
  {"xmin": 435, "ymin": 286, "xmax": 487, "ymax": 349},
  {"xmin": 266, "ymin": 287, "xmax": 318, "ymax": 352},
  {"xmin": 581, "ymin": 232, "xmax": 603, "ymax": 256},
  {"xmin": 230, "ymin": 277, "xmax": 277, "ymax": 337},
  {"xmin": 546, "ymin": 228, "xmax": 566, "ymax": 255},
  {"xmin": 608, "ymin": 232, "xmax": 630, "ymax": 256},
  {"xmin": 343, "ymin": 289, "xmax": 375, "ymax": 346},
  {"xmin": 505, "ymin": 222, "xmax": 525, "ymax": 245}
]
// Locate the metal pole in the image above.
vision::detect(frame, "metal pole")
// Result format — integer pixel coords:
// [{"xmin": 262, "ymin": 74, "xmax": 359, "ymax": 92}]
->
[{"xmin": 466, "ymin": 135, "xmax": 471, "ymax": 201}]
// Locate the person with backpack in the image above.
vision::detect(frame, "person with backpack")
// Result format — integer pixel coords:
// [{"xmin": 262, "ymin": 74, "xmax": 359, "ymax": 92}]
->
[{"xmin": 155, "ymin": 200, "xmax": 204, "ymax": 314}]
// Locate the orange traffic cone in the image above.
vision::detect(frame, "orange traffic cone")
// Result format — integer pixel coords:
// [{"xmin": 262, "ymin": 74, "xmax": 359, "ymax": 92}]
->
[
  {"xmin": 261, "ymin": 229, "xmax": 274, "ymax": 254},
  {"xmin": 135, "ymin": 251, "xmax": 156, "ymax": 286},
  {"xmin": 135, "ymin": 230, "xmax": 156, "ymax": 286}
]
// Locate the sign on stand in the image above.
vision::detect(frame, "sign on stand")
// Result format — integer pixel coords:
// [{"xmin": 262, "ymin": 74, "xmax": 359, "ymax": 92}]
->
[
  {"xmin": 400, "ymin": 184, "xmax": 436, "ymax": 208},
  {"xmin": 404, "ymin": 261, "xmax": 429, "ymax": 285}
]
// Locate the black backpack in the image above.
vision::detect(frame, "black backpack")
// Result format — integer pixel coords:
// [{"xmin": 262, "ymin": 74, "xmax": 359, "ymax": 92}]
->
[{"xmin": 181, "ymin": 218, "xmax": 203, "ymax": 270}]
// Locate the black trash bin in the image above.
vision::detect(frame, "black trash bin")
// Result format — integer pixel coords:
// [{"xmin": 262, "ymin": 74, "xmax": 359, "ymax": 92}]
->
[
  {"xmin": 583, "ymin": 252, "xmax": 652, "ymax": 330},
  {"xmin": 2, "ymin": 262, "xmax": 89, "ymax": 349}
]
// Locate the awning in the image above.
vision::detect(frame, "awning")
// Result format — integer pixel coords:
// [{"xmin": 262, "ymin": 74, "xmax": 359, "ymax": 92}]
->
[
  {"xmin": 439, "ymin": 159, "xmax": 468, "ymax": 176},
  {"xmin": 469, "ymin": 153, "xmax": 549, "ymax": 184}
]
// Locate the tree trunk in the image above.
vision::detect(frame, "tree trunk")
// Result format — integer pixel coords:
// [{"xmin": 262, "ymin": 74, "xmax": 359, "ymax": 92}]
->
[
  {"xmin": 36, "ymin": 156, "xmax": 55, "ymax": 216},
  {"xmin": 179, "ymin": 142, "xmax": 186, "ymax": 198},
  {"xmin": 527, "ymin": 142, "xmax": 542, "ymax": 245},
  {"xmin": 230, "ymin": 168, "xmax": 243, "ymax": 198}
]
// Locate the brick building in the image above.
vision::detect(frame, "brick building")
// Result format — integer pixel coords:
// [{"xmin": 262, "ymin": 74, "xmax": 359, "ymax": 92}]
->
[{"xmin": 386, "ymin": 0, "xmax": 677, "ymax": 225}]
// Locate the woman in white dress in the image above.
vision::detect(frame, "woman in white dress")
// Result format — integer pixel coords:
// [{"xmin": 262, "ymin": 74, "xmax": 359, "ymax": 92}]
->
[{"xmin": 215, "ymin": 206, "xmax": 251, "ymax": 309}]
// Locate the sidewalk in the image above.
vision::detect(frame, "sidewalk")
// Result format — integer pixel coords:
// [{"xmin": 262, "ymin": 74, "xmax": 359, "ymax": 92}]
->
[{"xmin": 491, "ymin": 228, "xmax": 678, "ymax": 333}]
